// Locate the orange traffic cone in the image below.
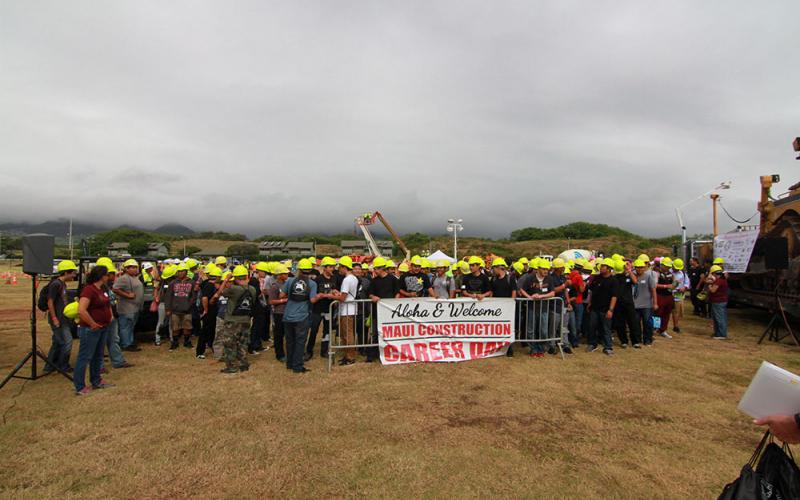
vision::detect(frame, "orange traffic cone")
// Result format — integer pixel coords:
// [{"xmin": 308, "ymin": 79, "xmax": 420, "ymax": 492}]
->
[{"xmin": 11, "ymin": 275, "xmax": 18, "ymax": 285}]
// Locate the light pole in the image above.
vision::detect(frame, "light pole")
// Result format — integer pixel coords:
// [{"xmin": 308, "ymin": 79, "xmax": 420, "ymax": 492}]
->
[
  {"xmin": 675, "ymin": 181, "xmax": 731, "ymax": 259},
  {"xmin": 446, "ymin": 218, "xmax": 463, "ymax": 260}
]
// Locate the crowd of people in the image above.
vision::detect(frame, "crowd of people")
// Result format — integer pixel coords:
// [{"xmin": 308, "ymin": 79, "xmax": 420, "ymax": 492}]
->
[{"xmin": 40, "ymin": 251, "xmax": 730, "ymax": 395}]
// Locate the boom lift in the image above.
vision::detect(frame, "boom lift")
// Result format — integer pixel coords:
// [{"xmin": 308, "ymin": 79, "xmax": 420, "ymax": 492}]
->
[{"xmin": 355, "ymin": 211, "xmax": 411, "ymax": 261}]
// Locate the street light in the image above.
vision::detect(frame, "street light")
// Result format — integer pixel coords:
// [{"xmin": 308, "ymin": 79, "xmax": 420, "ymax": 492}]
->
[
  {"xmin": 675, "ymin": 181, "xmax": 731, "ymax": 259},
  {"xmin": 446, "ymin": 218, "xmax": 463, "ymax": 260}
]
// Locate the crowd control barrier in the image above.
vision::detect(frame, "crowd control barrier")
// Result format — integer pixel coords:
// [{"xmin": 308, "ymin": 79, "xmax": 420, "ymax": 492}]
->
[
  {"xmin": 327, "ymin": 299, "xmax": 376, "ymax": 372},
  {"xmin": 514, "ymin": 297, "xmax": 567, "ymax": 359}
]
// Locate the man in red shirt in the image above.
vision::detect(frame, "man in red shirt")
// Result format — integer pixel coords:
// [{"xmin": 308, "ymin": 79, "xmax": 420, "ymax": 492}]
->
[
  {"xmin": 569, "ymin": 261, "xmax": 587, "ymax": 346},
  {"xmin": 706, "ymin": 265, "xmax": 728, "ymax": 339}
]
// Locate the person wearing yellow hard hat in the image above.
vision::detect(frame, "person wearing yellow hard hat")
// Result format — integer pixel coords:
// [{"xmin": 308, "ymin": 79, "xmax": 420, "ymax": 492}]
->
[
  {"xmin": 611, "ymin": 258, "xmax": 643, "ymax": 349},
  {"xmin": 211, "ymin": 265, "xmax": 258, "ymax": 374},
  {"xmin": 670, "ymin": 258, "xmax": 690, "ymax": 335},
  {"xmin": 97, "ymin": 261, "xmax": 135, "ymax": 371},
  {"xmin": 705, "ymin": 264, "xmax": 729, "ymax": 339},
  {"xmin": 196, "ymin": 266, "xmax": 223, "ymax": 359},
  {"xmin": 154, "ymin": 264, "xmax": 177, "ymax": 346},
  {"xmin": 43, "ymin": 259, "xmax": 79, "ymax": 374},
  {"xmin": 461, "ymin": 256, "xmax": 492, "ymax": 300},
  {"xmin": 164, "ymin": 262, "xmax": 197, "ymax": 351},
  {"xmin": 334, "ymin": 256, "xmax": 360, "ymax": 366},
  {"xmin": 397, "ymin": 255, "xmax": 433, "ymax": 298},
  {"xmin": 688, "ymin": 257, "xmax": 709, "ymax": 318},
  {"xmin": 518, "ymin": 256, "xmax": 529, "ymax": 273},
  {"xmin": 548, "ymin": 258, "xmax": 577, "ymax": 354},
  {"xmin": 280, "ymin": 258, "xmax": 318, "ymax": 373},
  {"xmin": 215, "ymin": 255, "xmax": 228, "ymax": 268},
  {"xmin": 383, "ymin": 259, "xmax": 397, "ymax": 279},
  {"xmin": 654, "ymin": 257, "xmax": 676, "ymax": 340},
  {"xmin": 567, "ymin": 258, "xmax": 588, "ymax": 349},
  {"xmin": 365, "ymin": 256, "xmax": 398, "ymax": 362},
  {"xmin": 73, "ymin": 263, "xmax": 117, "ymax": 395},
  {"xmin": 487, "ymin": 257, "xmax": 517, "ymax": 356},
  {"xmin": 306, "ymin": 256, "xmax": 340, "ymax": 362},
  {"xmin": 516, "ymin": 256, "xmax": 556, "ymax": 357},
  {"xmin": 583, "ymin": 257, "xmax": 618, "ymax": 356},
  {"xmin": 432, "ymin": 259, "xmax": 455, "ymax": 299},
  {"xmin": 266, "ymin": 263, "xmax": 291, "ymax": 362},
  {"xmin": 112, "ymin": 258, "xmax": 143, "ymax": 352},
  {"xmin": 246, "ymin": 263, "xmax": 271, "ymax": 356},
  {"xmin": 632, "ymin": 258, "xmax": 658, "ymax": 346}
]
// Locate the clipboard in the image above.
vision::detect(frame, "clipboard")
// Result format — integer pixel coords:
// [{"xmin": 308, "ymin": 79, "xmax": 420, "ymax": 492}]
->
[{"xmin": 738, "ymin": 361, "xmax": 800, "ymax": 419}]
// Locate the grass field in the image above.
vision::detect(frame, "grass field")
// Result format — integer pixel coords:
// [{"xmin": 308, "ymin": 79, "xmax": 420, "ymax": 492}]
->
[{"xmin": 0, "ymin": 279, "xmax": 798, "ymax": 499}]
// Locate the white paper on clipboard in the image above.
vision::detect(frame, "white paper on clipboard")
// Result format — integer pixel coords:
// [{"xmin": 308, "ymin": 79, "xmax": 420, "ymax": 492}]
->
[{"xmin": 738, "ymin": 361, "xmax": 800, "ymax": 419}]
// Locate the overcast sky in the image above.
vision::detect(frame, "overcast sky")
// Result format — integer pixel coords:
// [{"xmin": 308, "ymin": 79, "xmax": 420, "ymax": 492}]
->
[{"xmin": 1, "ymin": 1, "xmax": 798, "ymax": 238}]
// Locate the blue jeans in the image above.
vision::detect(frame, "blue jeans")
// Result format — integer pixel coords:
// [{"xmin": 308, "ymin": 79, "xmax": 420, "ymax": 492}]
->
[
  {"xmin": 45, "ymin": 322, "xmax": 73, "ymax": 372},
  {"xmin": 74, "ymin": 325, "xmax": 108, "ymax": 392},
  {"xmin": 117, "ymin": 313, "xmax": 138, "ymax": 348},
  {"xmin": 636, "ymin": 308, "xmax": 653, "ymax": 344},
  {"xmin": 527, "ymin": 306, "xmax": 551, "ymax": 354},
  {"xmin": 566, "ymin": 309, "xmax": 578, "ymax": 346},
  {"xmin": 104, "ymin": 319, "xmax": 127, "ymax": 368},
  {"xmin": 711, "ymin": 302, "xmax": 728, "ymax": 338},
  {"xmin": 284, "ymin": 317, "xmax": 309, "ymax": 372},
  {"xmin": 588, "ymin": 309, "xmax": 613, "ymax": 350}
]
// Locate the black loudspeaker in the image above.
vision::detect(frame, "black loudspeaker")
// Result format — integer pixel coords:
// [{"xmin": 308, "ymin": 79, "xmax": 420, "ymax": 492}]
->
[
  {"xmin": 754, "ymin": 237, "xmax": 789, "ymax": 270},
  {"xmin": 22, "ymin": 233, "xmax": 54, "ymax": 275}
]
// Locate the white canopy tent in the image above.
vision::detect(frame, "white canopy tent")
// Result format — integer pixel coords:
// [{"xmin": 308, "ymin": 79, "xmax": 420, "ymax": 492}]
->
[{"xmin": 426, "ymin": 250, "xmax": 456, "ymax": 264}]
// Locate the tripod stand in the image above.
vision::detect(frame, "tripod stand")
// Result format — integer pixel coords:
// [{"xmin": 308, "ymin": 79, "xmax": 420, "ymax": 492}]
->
[
  {"xmin": 758, "ymin": 280, "xmax": 800, "ymax": 346},
  {"xmin": 0, "ymin": 273, "xmax": 73, "ymax": 390}
]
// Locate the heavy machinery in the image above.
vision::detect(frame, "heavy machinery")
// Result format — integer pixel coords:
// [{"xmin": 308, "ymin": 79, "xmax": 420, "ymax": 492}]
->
[
  {"xmin": 354, "ymin": 212, "xmax": 411, "ymax": 261},
  {"xmin": 729, "ymin": 137, "xmax": 800, "ymax": 317}
]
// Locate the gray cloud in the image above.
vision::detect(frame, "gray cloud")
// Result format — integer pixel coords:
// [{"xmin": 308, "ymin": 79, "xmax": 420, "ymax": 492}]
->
[{"xmin": 1, "ymin": 0, "xmax": 798, "ymax": 238}]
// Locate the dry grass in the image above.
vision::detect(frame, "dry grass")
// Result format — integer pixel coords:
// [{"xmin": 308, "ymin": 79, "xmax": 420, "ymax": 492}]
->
[{"xmin": 0, "ymin": 281, "xmax": 798, "ymax": 499}]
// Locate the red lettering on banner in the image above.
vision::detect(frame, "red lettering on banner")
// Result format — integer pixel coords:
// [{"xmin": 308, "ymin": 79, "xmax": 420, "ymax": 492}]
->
[
  {"xmin": 399, "ymin": 343, "xmax": 413, "ymax": 362},
  {"xmin": 429, "ymin": 342, "xmax": 442, "ymax": 361},
  {"xmin": 384, "ymin": 344, "xmax": 399, "ymax": 362},
  {"xmin": 451, "ymin": 342, "xmax": 465, "ymax": 359},
  {"xmin": 470, "ymin": 342, "xmax": 483, "ymax": 358},
  {"xmin": 413, "ymin": 343, "xmax": 430, "ymax": 362},
  {"xmin": 440, "ymin": 342, "xmax": 452, "ymax": 358}
]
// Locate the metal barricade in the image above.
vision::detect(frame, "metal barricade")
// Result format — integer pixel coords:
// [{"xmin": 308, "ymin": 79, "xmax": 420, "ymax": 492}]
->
[
  {"xmin": 514, "ymin": 297, "xmax": 567, "ymax": 359},
  {"xmin": 327, "ymin": 299, "xmax": 377, "ymax": 372}
]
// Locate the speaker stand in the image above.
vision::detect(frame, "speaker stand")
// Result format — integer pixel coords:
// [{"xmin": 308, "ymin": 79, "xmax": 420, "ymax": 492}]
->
[
  {"xmin": 0, "ymin": 273, "xmax": 73, "ymax": 390},
  {"xmin": 758, "ymin": 284, "xmax": 800, "ymax": 346}
]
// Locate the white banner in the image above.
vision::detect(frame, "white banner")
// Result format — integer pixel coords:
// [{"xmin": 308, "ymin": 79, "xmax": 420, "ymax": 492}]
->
[
  {"xmin": 377, "ymin": 298, "xmax": 515, "ymax": 365},
  {"xmin": 714, "ymin": 229, "xmax": 759, "ymax": 273}
]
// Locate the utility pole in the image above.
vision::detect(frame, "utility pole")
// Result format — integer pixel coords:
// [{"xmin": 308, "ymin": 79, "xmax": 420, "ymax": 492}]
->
[{"xmin": 710, "ymin": 194, "xmax": 720, "ymax": 238}]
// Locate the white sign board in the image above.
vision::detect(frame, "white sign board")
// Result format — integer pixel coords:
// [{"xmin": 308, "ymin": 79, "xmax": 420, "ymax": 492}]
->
[{"xmin": 713, "ymin": 229, "xmax": 759, "ymax": 273}]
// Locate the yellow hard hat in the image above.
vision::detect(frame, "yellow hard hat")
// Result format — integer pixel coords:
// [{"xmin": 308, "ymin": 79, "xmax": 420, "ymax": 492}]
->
[
  {"xmin": 713, "ymin": 257, "xmax": 725, "ymax": 265},
  {"xmin": 96, "ymin": 257, "xmax": 112, "ymax": 268},
  {"xmin": 215, "ymin": 256, "xmax": 227, "ymax": 265},
  {"xmin": 204, "ymin": 263, "xmax": 218, "ymax": 274},
  {"xmin": 161, "ymin": 265, "xmax": 177, "ymax": 279},
  {"xmin": 512, "ymin": 261, "xmax": 524, "ymax": 274},
  {"xmin": 673, "ymin": 258, "xmax": 685, "ymax": 270},
  {"xmin": 385, "ymin": 260, "xmax": 396, "ymax": 268},
  {"xmin": 221, "ymin": 270, "xmax": 232, "ymax": 281},
  {"xmin": 372, "ymin": 257, "xmax": 387, "ymax": 268},
  {"xmin": 491, "ymin": 257, "xmax": 508, "ymax": 268},
  {"xmin": 176, "ymin": 263, "xmax": 189, "ymax": 272},
  {"xmin": 421, "ymin": 258, "xmax": 432, "ymax": 269},
  {"xmin": 273, "ymin": 263, "xmax": 290, "ymax": 275},
  {"xmin": 538, "ymin": 259, "xmax": 552, "ymax": 270},
  {"xmin": 583, "ymin": 261, "xmax": 595, "ymax": 272},
  {"xmin": 637, "ymin": 254, "xmax": 650, "ymax": 264},
  {"xmin": 519, "ymin": 257, "xmax": 529, "ymax": 265},
  {"xmin": 339, "ymin": 256, "xmax": 354, "ymax": 269},
  {"xmin": 297, "ymin": 258, "xmax": 313, "ymax": 271},
  {"xmin": 320, "ymin": 256, "xmax": 337, "ymax": 267},
  {"xmin": 633, "ymin": 259, "xmax": 646, "ymax": 268},
  {"xmin": 232, "ymin": 265, "xmax": 248, "ymax": 278},
  {"xmin": 436, "ymin": 259, "xmax": 449, "ymax": 268},
  {"xmin": 601, "ymin": 258, "xmax": 615, "ymax": 268},
  {"xmin": 410, "ymin": 256, "xmax": 423, "ymax": 266},
  {"xmin": 709, "ymin": 265, "xmax": 723, "ymax": 274},
  {"xmin": 185, "ymin": 258, "xmax": 198, "ymax": 269},
  {"xmin": 611, "ymin": 254, "xmax": 623, "ymax": 261},
  {"xmin": 529, "ymin": 257, "xmax": 540, "ymax": 270},
  {"xmin": 57, "ymin": 260, "xmax": 78, "ymax": 273},
  {"xmin": 63, "ymin": 300, "xmax": 79, "ymax": 319},
  {"xmin": 661, "ymin": 257, "xmax": 673, "ymax": 268},
  {"xmin": 255, "ymin": 261, "xmax": 270, "ymax": 273},
  {"xmin": 104, "ymin": 263, "xmax": 117, "ymax": 274},
  {"xmin": 398, "ymin": 263, "xmax": 410, "ymax": 272},
  {"xmin": 459, "ymin": 261, "xmax": 470, "ymax": 274},
  {"xmin": 552, "ymin": 258, "xmax": 565, "ymax": 268},
  {"xmin": 208, "ymin": 267, "xmax": 222, "ymax": 278},
  {"xmin": 467, "ymin": 256, "xmax": 482, "ymax": 266},
  {"xmin": 122, "ymin": 258, "xmax": 139, "ymax": 268},
  {"xmin": 613, "ymin": 260, "xmax": 624, "ymax": 273}
]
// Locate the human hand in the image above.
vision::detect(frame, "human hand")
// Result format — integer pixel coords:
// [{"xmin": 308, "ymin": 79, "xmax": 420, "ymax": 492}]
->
[{"xmin": 754, "ymin": 415, "xmax": 800, "ymax": 444}]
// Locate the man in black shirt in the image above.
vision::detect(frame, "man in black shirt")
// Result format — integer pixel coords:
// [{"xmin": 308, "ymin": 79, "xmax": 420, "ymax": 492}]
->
[
  {"xmin": 612, "ymin": 260, "xmax": 641, "ymax": 348},
  {"xmin": 462, "ymin": 256, "xmax": 492, "ymax": 300},
  {"xmin": 518, "ymin": 260, "xmax": 557, "ymax": 356},
  {"xmin": 587, "ymin": 258, "xmax": 618, "ymax": 355},
  {"xmin": 688, "ymin": 257, "xmax": 708, "ymax": 317},
  {"xmin": 367, "ymin": 257, "xmax": 399, "ymax": 362},
  {"xmin": 306, "ymin": 256, "xmax": 340, "ymax": 360},
  {"xmin": 490, "ymin": 258, "xmax": 516, "ymax": 356},
  {"xmin": 197, "ymin": 268, "xmax": 221, "ymax": 359},
  {"xmin": 397, "ymin": 256, "xmax": 433, "ymax": 298},
  {"xmin": 45, "ymin": 260, "xmax": 78, "ymax": 374}
]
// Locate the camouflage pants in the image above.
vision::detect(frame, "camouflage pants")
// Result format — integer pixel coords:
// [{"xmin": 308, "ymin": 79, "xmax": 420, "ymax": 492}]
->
[{"xmin": 220, "ymin": 321, "xmax": 250, "ymax": 370}]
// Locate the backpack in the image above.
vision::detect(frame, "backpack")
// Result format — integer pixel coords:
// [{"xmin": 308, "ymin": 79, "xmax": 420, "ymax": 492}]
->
[
  {"xmin": 289, "ymin": 276, "xmax": 310, "ymax": 302},
  {"xmin": 231, "ymin": 286, "xmax": 255, "ymax": 316},
  {"xmin": 37, "ymin": 279, "xmax": 56, "ymax": 312}
]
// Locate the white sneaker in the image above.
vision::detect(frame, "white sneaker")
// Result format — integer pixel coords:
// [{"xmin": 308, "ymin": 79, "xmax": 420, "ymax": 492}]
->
[
  {"xmin": 660, "ymin": 332, "xmax": 673, "ymax": 339},
  {"xmin": 713, "ymin": 336, "xmax": 727, "ymax": 340}
]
